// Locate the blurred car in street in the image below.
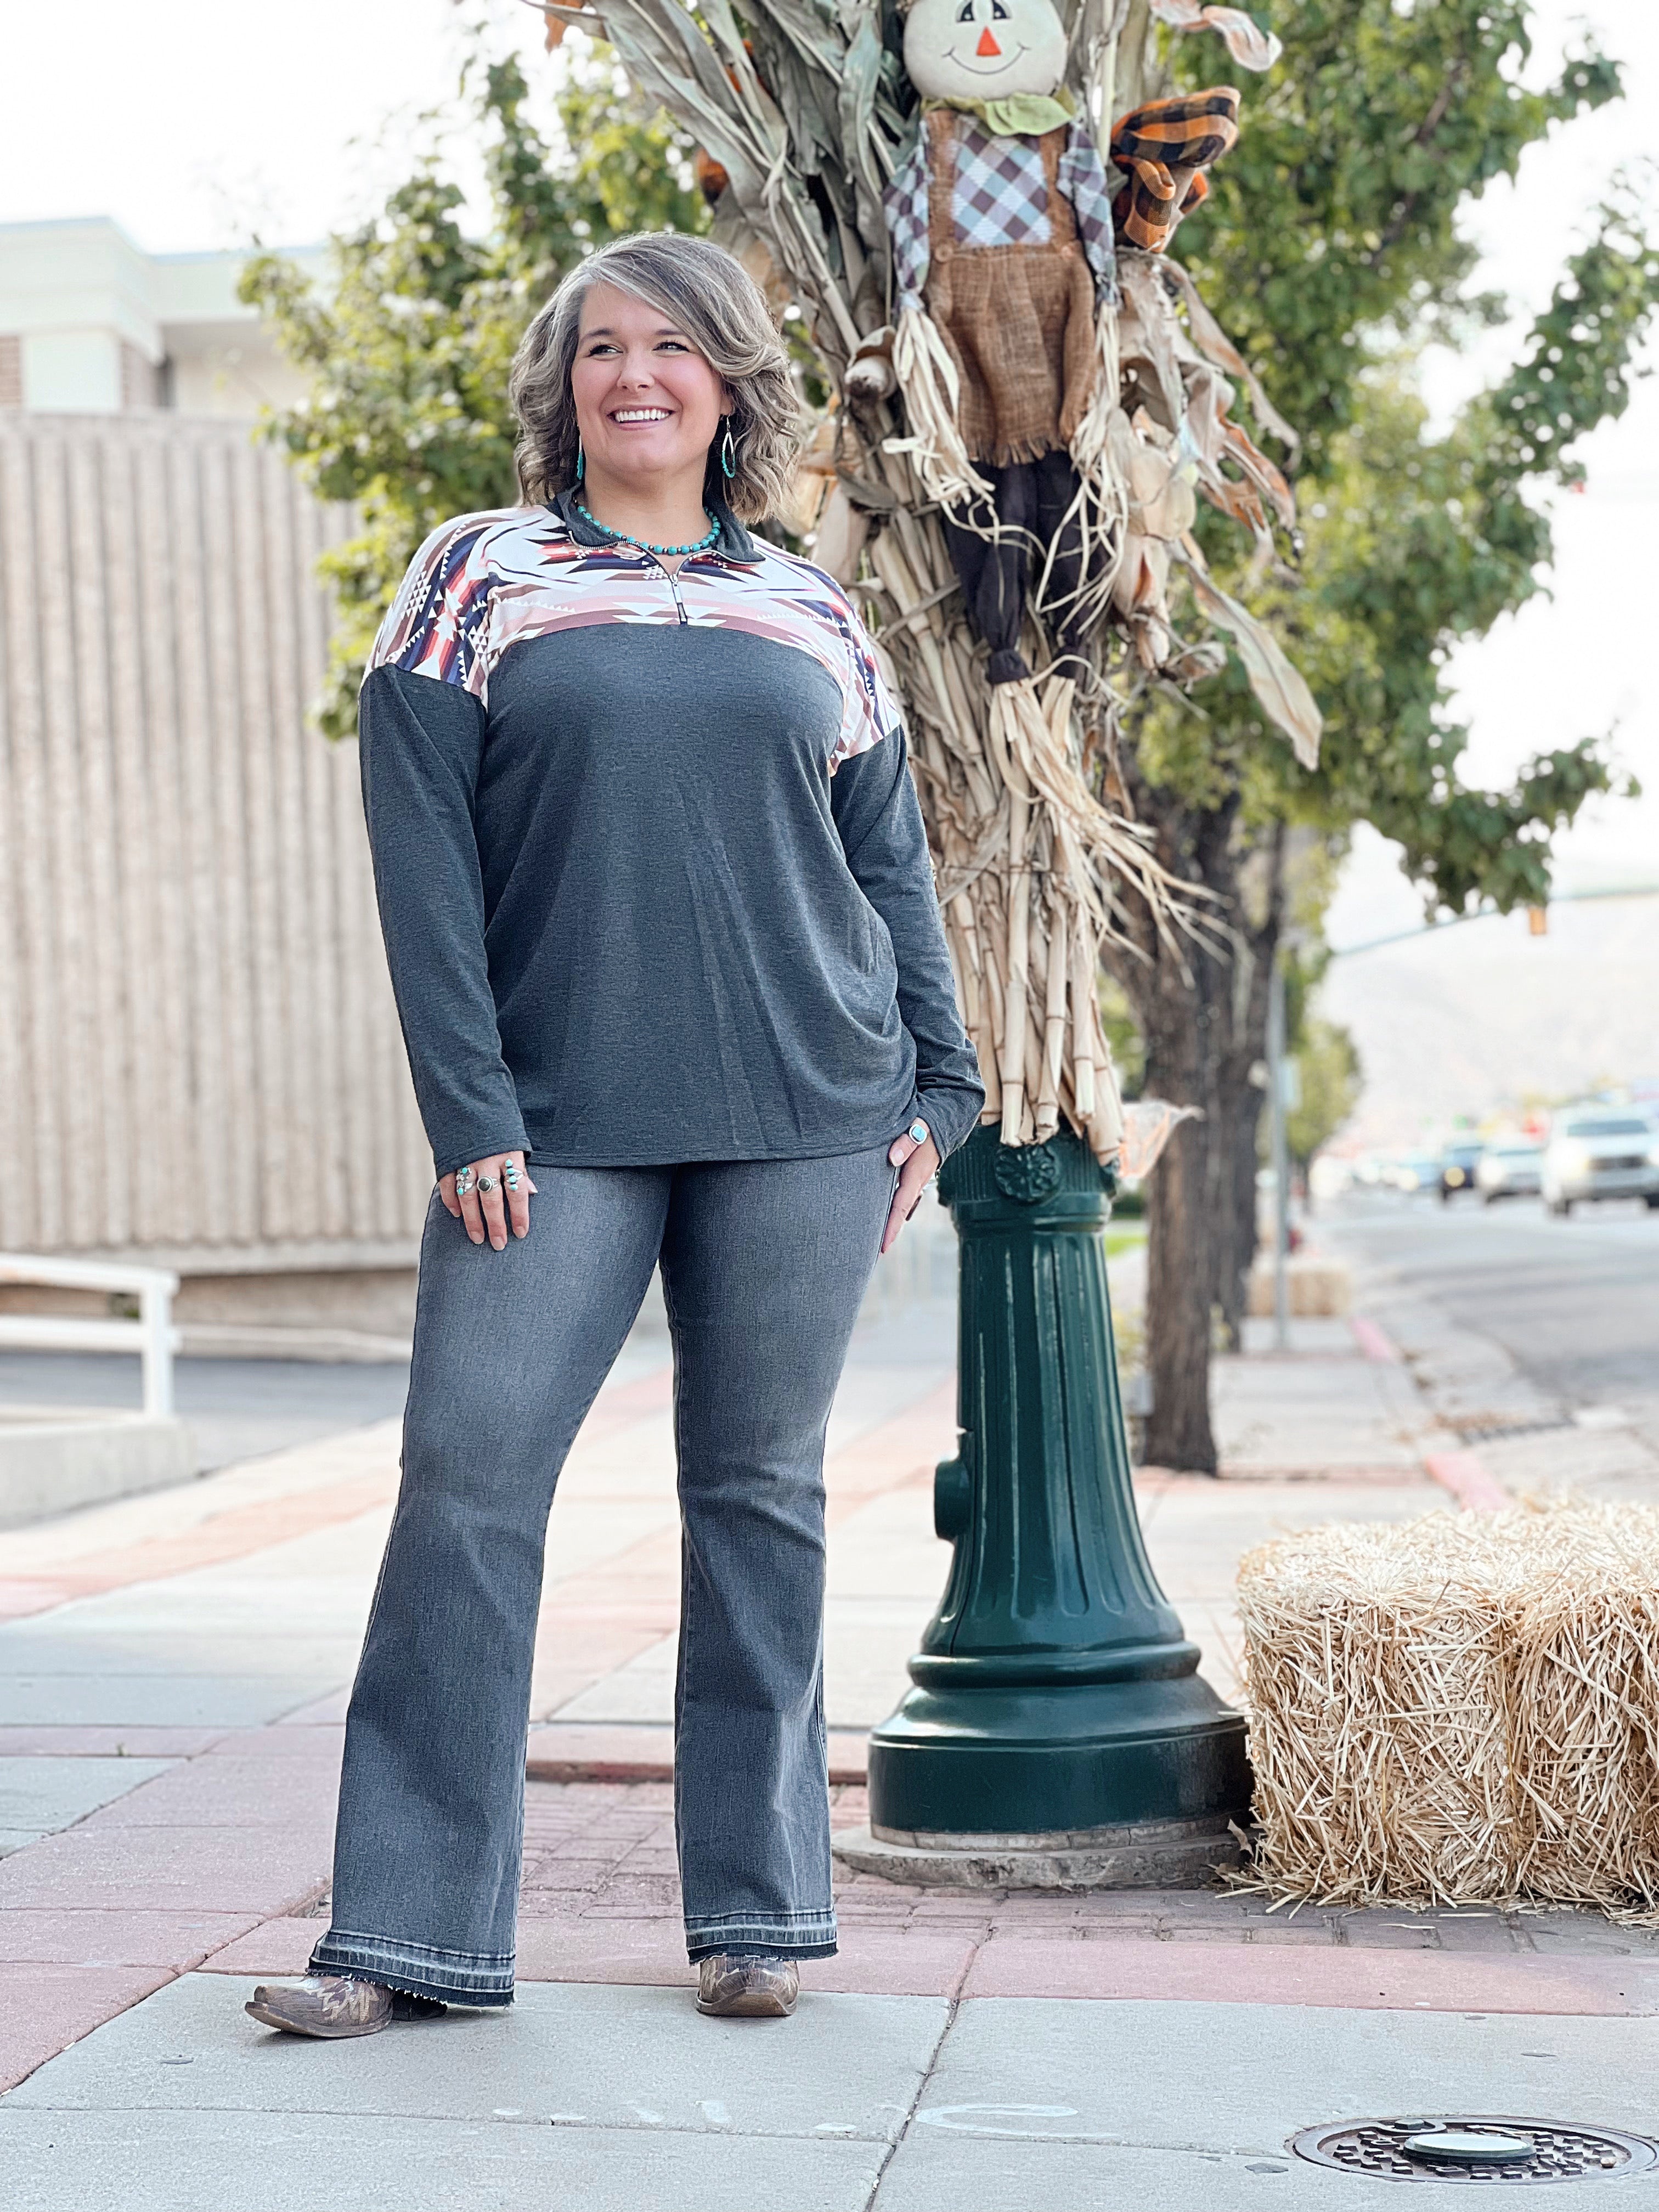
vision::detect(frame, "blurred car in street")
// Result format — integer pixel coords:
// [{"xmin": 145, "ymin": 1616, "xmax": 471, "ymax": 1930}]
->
[
  {"xmin": 1385, "ymin": 1152, "xmax": 1443, "ymax": 1195},
  {"xmin": 1308, "ymin": 1154, "xmax": 1353, "ymax": 1204},
  {"xmin": 1475, "ymin": 1140, "xmax": 1544, "ymax": 1203},
  {"xmin": 1540, "ymin": 1108, "xmax": 1659, "ymax": 1216},
  {"xmin": 1439, "ymin": 1138, "xmax": 1485, "ymax": 1201}
]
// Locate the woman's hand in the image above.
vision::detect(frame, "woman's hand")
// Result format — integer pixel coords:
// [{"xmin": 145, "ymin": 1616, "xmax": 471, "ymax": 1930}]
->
[
  {"xmin": 882, "ymin": 1120, "xmax": 940, "ymax": 1255},
  {"xmin": 439, "ymin": 1151, "xmax": 537, "ymax": 1251}
]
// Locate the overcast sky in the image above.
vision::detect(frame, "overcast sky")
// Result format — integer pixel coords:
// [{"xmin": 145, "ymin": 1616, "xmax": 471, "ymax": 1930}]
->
[
  {"xmin": 0, "ymin": 1, "xmax": 522, "ymax": 253},
  {"xmin": 3, "ymin": 0, "xmax": 1653, "ymax": 942}
]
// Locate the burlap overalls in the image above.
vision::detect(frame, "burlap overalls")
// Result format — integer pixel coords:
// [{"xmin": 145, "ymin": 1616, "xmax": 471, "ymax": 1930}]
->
[
  {"xmin": 925, "ymin": 110, "xmax": 1099, "ymax": 681},
  {"xmin": 923, "ymin": 107, "xmax": 1098, "ymax": 467}
]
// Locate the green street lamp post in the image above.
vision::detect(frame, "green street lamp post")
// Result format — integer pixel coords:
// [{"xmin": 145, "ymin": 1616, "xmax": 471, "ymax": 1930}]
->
[{"xmin": 837, "ymin": 1125, "xmax": 1251, "ymax": 1887}]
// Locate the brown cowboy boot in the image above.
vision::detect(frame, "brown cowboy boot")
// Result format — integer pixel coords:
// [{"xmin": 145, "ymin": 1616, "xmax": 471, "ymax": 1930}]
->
[
  {"xmin": 695, "ymin": 1954, "xmax": 799, "ymax": 2018},
  {"xmin": 245, "ymin": 1975, "xmax": 394, "ymax": 2038}
]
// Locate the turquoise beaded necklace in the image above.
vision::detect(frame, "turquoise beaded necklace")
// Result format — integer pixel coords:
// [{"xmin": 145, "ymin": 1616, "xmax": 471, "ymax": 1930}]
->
[{"xmin": 574, "ymin": 499, "xmax": 719, "ymax": 559}]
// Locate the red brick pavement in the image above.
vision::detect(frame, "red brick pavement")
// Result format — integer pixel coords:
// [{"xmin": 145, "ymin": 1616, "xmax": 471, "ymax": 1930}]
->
[
  {"xmin": 0, "ymin": 1367, "xmax": 681, "ymax": 1627},
  {"xmin": 183, "ymin": 1775, "xmax": 1659, "ymax": 2015},
  {"xmin": 4, "ymin": 1349, "xmax": 1651, "ymax": 2103},
  {"xmin": 9, "ymin": 1752, "xmax": 1659, "ymax": 2100}
]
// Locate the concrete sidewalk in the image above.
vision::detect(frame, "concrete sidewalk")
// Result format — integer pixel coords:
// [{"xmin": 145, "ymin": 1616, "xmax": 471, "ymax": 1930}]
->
[{"xmin": 4, "ymin": 1232, "xmax": 1657, "ymax": 2208}]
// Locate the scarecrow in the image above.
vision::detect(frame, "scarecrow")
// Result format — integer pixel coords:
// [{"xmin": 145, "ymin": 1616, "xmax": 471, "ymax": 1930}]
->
[
  {"xmin": 545, "ymin": 0, "xmax": 1318, "ymax": 1166},
  {"xmin": 880, "ymin": 0, "xmax": 1242, "ymax": 701},
  {"xmin": 880, "ymin": 0, "xmax": 1119, "ymax": 693}
]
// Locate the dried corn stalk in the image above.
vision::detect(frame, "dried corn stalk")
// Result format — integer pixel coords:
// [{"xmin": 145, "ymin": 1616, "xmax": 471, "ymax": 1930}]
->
[{"xmin": 548, "ymin": 0, "xmax": 1312, "ymax": 1156}]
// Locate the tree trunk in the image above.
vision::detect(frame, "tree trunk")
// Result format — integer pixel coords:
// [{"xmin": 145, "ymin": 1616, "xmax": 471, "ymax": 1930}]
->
[
  {"xmin": 1211, "ymin": 823, "xmax": 1285, "ymax": 1350},
  {"xmin": 1139, "ymin": 964, "xmax": 1218, "ymax": 1472},
  {"xmin": 1211, "ymin": 1060, "xmax": 1266, "ymax": 1350},
  {"xmin": 1109, "ymin": 781, "xmax": 1244, "ymax": 1474},
  {"xmin": 1108, "ymin": 787, "xmax": 1291, "ymax": 1464}
]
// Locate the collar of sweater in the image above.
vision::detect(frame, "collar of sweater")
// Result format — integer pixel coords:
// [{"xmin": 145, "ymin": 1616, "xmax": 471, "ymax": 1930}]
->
[
  {"xmin": 551, "ymin": 485, "xmax": 762, "ymax": 565},
  {"xmin": 924, "ymin": 88, "xmax": 1075, "ymax": 137}
]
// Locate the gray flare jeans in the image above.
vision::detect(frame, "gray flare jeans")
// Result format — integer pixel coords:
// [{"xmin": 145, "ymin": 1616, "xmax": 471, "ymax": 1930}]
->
[{"xmin": 309, "ymin": 1144, "xmax": 896, "ymax": 2006}]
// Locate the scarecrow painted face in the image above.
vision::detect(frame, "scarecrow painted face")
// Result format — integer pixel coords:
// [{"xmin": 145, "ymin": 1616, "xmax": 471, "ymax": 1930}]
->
[{"xmin": 901, "ymin": 0, "xmax": 1069, "ymax": 103}]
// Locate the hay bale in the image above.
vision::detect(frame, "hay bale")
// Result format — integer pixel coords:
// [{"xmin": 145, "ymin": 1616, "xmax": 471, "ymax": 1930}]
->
[
  {"xmin": 1237, "ymin": 1499, "xmax": 1659, "ymax": 1918},
  {"xmin": 1246, "ymin": 1256, "xmax": 1351, "ymax": 1318}
]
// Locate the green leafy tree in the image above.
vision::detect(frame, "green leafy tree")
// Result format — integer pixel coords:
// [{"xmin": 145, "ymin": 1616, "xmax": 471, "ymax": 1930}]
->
[
  {"xmin": 240, "ymin": 41, "xmax": 706, "ymax": 736},
  {"xmin": 1286, "ymin": 1019, "xmax": 1362, "ymax": 1175},
  {"xmin": 1110, "ymin": 0, "xmax": 1657, "ymax": 1469}
]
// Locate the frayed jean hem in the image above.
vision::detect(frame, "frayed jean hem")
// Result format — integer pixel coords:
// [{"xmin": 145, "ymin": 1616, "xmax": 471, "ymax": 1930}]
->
[
  {"xmin": 309, "ymin": 1931, "xmax": 515, "ymax": 2008},
  {"xmin": 684, "ymin": 1911, "xmax": 837, "ymax": 1963},
  {"xmin": 687, "ymin": 1937, "xmax": 838, "ymax": 1963}
]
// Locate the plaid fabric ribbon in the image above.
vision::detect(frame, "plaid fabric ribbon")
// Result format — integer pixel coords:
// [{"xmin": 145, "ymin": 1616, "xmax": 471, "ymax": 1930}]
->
[
  {"xmin": 1056, "ymin": 127, "xmax": 1118, "ymax": 294},
  {"xmin": 1109, "ymin": 87, "xmax": 1240, "ymax": 252},
  {"xmin": 885, "ymin": 138, "xmax": 933, "ymax": 311},
  {"xmin": 883, "ymin": 115, "xmax": 1118, "ymax": 313}
]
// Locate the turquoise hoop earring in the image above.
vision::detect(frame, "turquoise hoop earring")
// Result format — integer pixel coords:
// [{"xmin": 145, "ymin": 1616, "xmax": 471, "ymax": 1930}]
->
[
  {"xmin": 575, "ymin": 438, "xmax": 585, "ymax": 483},
  {"xmin": 719, "ymin": 424, "xmax": 737, "ymax": 480}
]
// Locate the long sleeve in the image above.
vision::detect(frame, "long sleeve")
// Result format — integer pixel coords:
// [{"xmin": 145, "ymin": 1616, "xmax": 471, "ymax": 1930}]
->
[
  {"xmin": 883, "ymin": 134, "xmax": 933, "ymax": 315},
  {"xmin": 1057, "ymin": 118, "xmax": 1121, "ymax": 302},
  {"xmin": 359, "ymin": 663, "xmax": 529, "ymax": 1179},
  {"xmin": 831, "ymin": 729, "xmax": 986, "ymax": 1158}
]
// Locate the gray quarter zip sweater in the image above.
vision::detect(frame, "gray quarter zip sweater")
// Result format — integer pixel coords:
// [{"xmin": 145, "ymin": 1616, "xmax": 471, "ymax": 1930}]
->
[{"xmin": 358, "ymin": 492, "xmax": 985, "ymax": 1175}]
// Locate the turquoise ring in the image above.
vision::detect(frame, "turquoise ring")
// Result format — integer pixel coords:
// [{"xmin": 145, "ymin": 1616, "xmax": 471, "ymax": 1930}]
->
[
  {"xmin": 454, "ymin": 1167, "xmax": 476, "ymax": 1197},
  {"xmin": 503, "ymin": 1161, "xmax": 522, "ymax": 1191},
  {"xmin": 907, "ymin": 1119, "xmax": 929, "ymax": 1147}
]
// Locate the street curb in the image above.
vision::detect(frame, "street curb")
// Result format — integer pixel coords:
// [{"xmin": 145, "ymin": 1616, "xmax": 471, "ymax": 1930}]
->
[
  {"xmin": 1351, "ymin": 1307, "xmax": 1514, "ymax": 1511},
  {"xmin": 525, "ymin": 1724, "xmax": 871, "ymax": 1788},
  {"xmin": 1423, "ymin": 1447, "xmax": 1513, "ymax": 1513},
  {"xmin": 523, "ymin": 1754, "xmax": 871, "ymax": 1786},
  {"xmin": 1351, "ymin": 1315, "xmax": 1402, "ymax": 1362}
]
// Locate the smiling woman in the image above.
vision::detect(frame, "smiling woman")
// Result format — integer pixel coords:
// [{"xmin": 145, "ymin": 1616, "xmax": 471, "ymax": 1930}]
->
[
  {"xmin": 242, "ymin": 230, "xmax": 985, "ymax": 2047},
  {"xmin": 567, "ymin": 297, "xmax": 733, "ymax": 555},
  {"xmin": 510, "ymin": 232, "xmax": 800, "ymax": 532}
]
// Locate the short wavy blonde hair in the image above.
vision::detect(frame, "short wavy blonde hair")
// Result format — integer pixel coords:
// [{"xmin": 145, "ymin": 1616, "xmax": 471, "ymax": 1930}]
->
[{"xmin": 509, "ymin": 233, "xmax": 802, "ymax": 526}]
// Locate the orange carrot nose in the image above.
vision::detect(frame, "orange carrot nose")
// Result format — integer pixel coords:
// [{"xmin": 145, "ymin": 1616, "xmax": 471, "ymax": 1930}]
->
[{"xmin": 976, "ymin": 25, "xmax": 1001, "ymax": 54}]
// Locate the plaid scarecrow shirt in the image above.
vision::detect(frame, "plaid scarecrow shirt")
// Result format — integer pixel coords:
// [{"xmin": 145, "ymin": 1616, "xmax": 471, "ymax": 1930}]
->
[{"xmin": 884, "ymin": 108, "xmax": 1119, "ymax": 315}]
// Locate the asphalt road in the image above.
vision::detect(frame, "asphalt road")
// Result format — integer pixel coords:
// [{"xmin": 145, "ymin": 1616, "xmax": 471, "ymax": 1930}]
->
[
  {"xmin": 1324, "ymin": 1189, "xmax": 1659, "ymax": 1444},
  {"xmin": 6, "ymin": 1195, "xmax": 1652, "ymax": 1475}
]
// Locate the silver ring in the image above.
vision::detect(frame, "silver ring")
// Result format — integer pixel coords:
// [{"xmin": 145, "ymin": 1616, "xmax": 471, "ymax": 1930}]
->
[
  {"xmin": 503, "ymin": 1163, "xmax": 522, "ymax": 1191},
  {"xmin": 477, "ymin": 1174, "xmax": 498, "ymax": 1194},
  {"xmin": 454, "ymin": 1167, "xmax": 476, "ymax": 1196},
  {"xmin": 907, "ymin": 1119, "xmax": 929, "ymax": 1147}
]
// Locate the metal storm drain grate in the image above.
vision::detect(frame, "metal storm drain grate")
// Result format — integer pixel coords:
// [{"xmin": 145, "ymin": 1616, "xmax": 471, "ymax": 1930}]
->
[{"xmin": 1289, "ymin": 2116, "xmax": 1657, "ymax": 2184}]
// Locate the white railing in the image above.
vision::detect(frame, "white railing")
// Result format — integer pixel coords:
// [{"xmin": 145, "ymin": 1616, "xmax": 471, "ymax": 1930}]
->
[{"xmin": 0, "ymin": 1254, "xmax": 180, "ymax": 1419}]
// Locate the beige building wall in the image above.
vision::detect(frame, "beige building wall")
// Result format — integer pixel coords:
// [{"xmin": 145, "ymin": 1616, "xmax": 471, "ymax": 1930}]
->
[
  {"xmin": 0, "ymin": 219, "xmax": 327, "ymax": 422},
  {"xmin": 0, "ymin": 411, "xmax": 432, "ymax": 1311}
]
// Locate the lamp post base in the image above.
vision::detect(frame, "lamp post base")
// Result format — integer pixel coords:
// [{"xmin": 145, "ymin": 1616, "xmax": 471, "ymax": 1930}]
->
[
  {"xmin": 866, "ymin": 1669, "xmax": 1250, "ymax": 1837},
  {"xmin": 862, "ymin": 1126, "xmax": 1252, "ymax": 1860},
  {"xmin": 832, "ymin": 1812, "xmax": 1243, "ymax": 1891}
]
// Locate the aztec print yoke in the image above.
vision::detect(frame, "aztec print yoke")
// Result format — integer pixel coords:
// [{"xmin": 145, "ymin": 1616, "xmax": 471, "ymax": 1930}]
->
[
  {"xmin": 371, "ymin": 493, "xmax": 894, "ymax": 770},
  {"xmin": 357, "ymin": 493, "xmax": 985, "ymax": 1176}
]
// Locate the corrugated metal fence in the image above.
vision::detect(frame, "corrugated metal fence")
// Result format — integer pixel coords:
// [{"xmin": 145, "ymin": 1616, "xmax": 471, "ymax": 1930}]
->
[{"xmin": 0, "ymin": 411, "xmax": 430, "ymax": 1268}]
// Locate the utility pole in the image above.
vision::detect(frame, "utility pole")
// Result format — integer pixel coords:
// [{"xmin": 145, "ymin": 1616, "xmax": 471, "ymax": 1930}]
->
[{"xmin": 1267, "ymin": 953, "xmax": 1291, "ymax": 1351}]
